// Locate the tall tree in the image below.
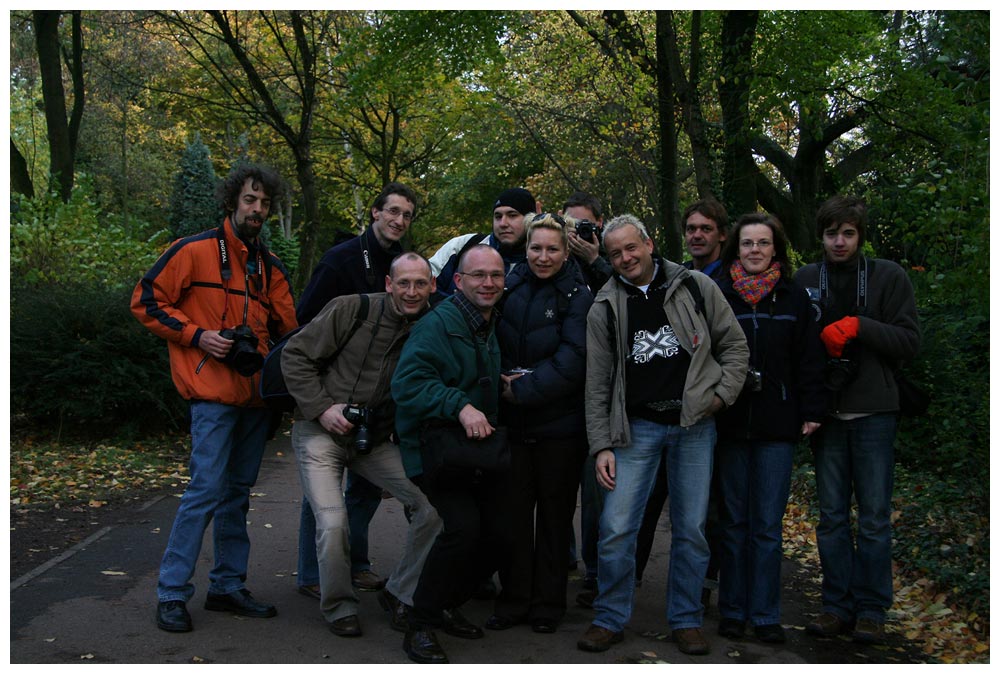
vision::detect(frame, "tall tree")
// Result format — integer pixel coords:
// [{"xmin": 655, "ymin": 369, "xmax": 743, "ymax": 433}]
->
[
  {"xmin": 717, "ymin": 10, "xmax": 759, "ymax": 219},
  {"xmin": 33, "ymin": 10, "xmax": 85, "ymax": 202},
  {"xmin": 154, "ymin": 10, "xmax": 332, "ymax": 286}
]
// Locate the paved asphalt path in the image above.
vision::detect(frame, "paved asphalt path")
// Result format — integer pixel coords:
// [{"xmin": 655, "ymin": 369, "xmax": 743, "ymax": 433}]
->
[{"xmin": 10, "ymin": 431, "xmax": 905, "ymax": 665}]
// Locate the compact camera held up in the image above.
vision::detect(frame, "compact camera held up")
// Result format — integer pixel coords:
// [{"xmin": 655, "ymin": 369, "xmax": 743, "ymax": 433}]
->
[
  {"xmin": 343, "ymin": 405, "xmax": 373, "ymax": 455},
  {"xmin": 217, "ymin": 325, "xmax": 263, "ymax": 376}
]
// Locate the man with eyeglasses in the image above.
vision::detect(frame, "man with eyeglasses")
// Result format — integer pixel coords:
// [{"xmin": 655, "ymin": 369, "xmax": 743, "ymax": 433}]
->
[
  {"xmin": 392, "ymin": 245, "xmax": 510, "ymax": 663},
  {"xmin": 429, "ymin": 187, "xmax": 537, "ymax": 297},
  {"xmin": 282, "ymin": 253, "xmax": 442, "ymax": 639},
  {"xmin": 293, "ymin": 182, "xmax": 419, "ymax": 607}
]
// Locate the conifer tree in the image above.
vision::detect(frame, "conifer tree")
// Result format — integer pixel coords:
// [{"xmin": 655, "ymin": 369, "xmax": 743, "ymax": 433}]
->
[{"xmin": 168, "ymin": 134, "xmax": 220, "ymax": 239}]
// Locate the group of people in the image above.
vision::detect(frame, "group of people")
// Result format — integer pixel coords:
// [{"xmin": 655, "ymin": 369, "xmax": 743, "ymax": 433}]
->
[{"xmin": 132, "ymin": 162, "xmax": 920, "ymax": 663}]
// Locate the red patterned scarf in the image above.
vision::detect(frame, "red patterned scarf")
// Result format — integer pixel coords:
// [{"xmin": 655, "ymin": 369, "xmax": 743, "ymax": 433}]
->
[{"xmin": 730, "ymin": 260, "xmax": 781, "ymax": 306}]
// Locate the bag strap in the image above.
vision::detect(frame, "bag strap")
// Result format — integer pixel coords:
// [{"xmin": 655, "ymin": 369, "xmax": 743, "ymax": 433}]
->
[
  {"xmin": 333, "ymin": 293, "xmax": 370, "ymax": 364},
  {"xmin": 681, "ymin": 272, "xmax": 706, "ymax": 317}
]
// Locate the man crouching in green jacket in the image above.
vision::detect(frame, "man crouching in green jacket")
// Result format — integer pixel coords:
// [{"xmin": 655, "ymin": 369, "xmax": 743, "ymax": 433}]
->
[{"xmin": 392, "ymin": 244, "xmax": 508, "ymax": 664}]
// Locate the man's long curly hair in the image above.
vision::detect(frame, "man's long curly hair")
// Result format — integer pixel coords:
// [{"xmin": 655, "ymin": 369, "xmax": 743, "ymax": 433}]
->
[{"xmin": 217, "ymin": 163, "xmax": 286, "ymax": 212}]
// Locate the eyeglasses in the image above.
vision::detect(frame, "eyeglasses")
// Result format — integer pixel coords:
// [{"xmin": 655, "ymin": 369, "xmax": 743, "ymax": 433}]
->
[
  {"xmin": 381, "ymin": 206, "xmax": 414, "ymax": 222},
  {"xmin": 459, "ymin": 271, "xmax": 506, "ymax": 282},
  {"xmin": 740, "ymin": 239, "xmax": 773, "ymax": 250}
]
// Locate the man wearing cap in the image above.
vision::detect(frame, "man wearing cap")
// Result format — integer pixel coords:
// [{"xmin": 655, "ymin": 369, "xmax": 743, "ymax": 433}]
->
[{"xmin": 429, "ymin": 187, "xmax": 537, "ymax": 297}]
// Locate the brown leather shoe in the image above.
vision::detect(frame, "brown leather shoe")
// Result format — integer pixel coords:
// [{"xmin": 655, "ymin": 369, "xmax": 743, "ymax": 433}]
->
[
  {"xmin": 328, "ymin": 614, "xmax": 362, "ymax": 637},
  {"xmin": 852, "ymin": 617, "xmax": 886, "ymax": 645},
  {"xmin": 577, "ymin": 624, "xmax": 624, "ymax": 652},
  {"xmin": 806, "ymin": 612, "xmax": 852, "ymax": 637},
  {"xmin": 673, "ymin": 627, "xmax": 710, "ymax": 655},
  {"xmin": 351, "ymin": 570, "xmax": 386, "ymax": 592}
]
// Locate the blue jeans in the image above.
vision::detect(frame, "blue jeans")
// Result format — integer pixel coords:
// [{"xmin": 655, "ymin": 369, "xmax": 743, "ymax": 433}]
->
[
  {"xmin": 593, "ymin": 417, "xmax": 715, "ymax": 632},
  {"xmin": 157, "ymin": 401, "xmax": 270, "ymax": 602},
  {"xmin": 717, "ymin": 439, "xmax": 793, "ymax": 626},
  {"xmin": 814, "ymin": 413, "xmax": 896, "ymax": 624},
  {"xmin": 297, "ymin": 472, "xmax": 382, "ymax": 587}
]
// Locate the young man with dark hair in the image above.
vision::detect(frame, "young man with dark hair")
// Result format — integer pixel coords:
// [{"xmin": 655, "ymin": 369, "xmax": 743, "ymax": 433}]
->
[
  {"xmin": 794, "ymin": 195, "xmax": 920, "ymax": 645},
  {"xmin": 429, "ymin": 187, "xmax": 536, "ymax": 297},
  {"xmin": 133, "ymin": 163, "xmax": 297, "ymax": 633}
]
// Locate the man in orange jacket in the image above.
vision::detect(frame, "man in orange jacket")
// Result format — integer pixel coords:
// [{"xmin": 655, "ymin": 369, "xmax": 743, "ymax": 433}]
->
[{"xmin": 132, "ymin": 163, "xmax": 297, "ymax": 633}]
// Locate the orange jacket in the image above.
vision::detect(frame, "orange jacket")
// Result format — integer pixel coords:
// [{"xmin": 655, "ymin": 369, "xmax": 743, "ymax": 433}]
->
[{"xmin": 131, "ymin": 218, "xmax": 298, "ymax": 406}]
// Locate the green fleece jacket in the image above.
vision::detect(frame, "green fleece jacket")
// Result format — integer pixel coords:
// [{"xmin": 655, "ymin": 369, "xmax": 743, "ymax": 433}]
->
[{"xmin": 391, "ymin": 298, "xmax": 501, "ymax": 477}]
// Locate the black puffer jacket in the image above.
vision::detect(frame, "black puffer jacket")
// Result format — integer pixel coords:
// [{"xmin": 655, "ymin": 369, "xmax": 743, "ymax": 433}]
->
[
  {"xmin": 496, "ymin": 258, "xmax": 593, "ymax": 441},
  {"xmin": 716, "ymin": 272, "xmax": 827, "ymax": 442}
]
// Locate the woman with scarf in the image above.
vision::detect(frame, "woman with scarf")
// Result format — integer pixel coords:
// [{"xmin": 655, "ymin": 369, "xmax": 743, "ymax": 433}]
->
[
  {"xmin": 713, "ymin": 213, "xmax": 827, "ymax": 643},
  {"xmin": 486, "ymin": 213, "xmax": 593, "ymax": 634}
]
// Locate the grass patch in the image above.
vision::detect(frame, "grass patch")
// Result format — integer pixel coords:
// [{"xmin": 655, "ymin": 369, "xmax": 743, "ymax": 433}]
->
[{"xmin": 10, "ymin": 432, "xmax": 191, "ymax": 507}]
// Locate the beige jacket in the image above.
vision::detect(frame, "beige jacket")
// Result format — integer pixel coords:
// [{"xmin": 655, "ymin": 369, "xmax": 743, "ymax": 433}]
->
[{"xmin": 585, "ymin": 259, "xmax": 749, "ymax": 454}]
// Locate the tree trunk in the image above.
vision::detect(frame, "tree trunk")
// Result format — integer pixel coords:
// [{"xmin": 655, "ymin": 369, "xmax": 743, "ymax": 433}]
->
[
  {"xmin": 662, "ymin": 10, "xmax": 716, "ymax": 201},
  {"xmin": 10, "ymin": 140, "xmax": 34, "ymax": 198},
  {"xmin": 655, "ymin": 10, "xmax": 681, "ymax": 261},
  {"xmin": 294, "ymin": 151, "xmax": 321, "ymax": 290},
  {"xmin": 34, "ymin": 10, "xmax": 74, "ymax": 201},
  {"xmin": 718, "ymin": 10, "xmax": 759, "ymax": 218}
]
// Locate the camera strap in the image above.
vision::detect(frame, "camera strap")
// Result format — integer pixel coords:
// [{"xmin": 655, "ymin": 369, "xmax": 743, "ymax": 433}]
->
[
  {"xmin": 819, "ymin": 256, "xmax": 868, "ymax": 313},
  {"xmin": 361, "ymin": 232, "xmax": 377, "ymax": 288}
]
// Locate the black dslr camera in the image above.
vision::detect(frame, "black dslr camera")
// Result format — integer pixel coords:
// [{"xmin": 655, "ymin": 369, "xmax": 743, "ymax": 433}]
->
[
  {"xmin": 824, "ymin": 342, "xmax": 861, "ymax": 391},
  {"xmin": 217, "ymin": 325, "xmax": 263, "ymax": 376},
  {"xmin": 343, "ymin": 405, "xmax": 373, "ymax": 455},
  {"xmin": 576, "ymin": 219, "xmax": 597, "ymax": 243}
]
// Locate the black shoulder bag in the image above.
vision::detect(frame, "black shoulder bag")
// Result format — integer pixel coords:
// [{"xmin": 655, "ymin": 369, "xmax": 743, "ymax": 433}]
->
[{"xmin": 419, "ymin": 324, "xmax": 510, "ymax": 487}]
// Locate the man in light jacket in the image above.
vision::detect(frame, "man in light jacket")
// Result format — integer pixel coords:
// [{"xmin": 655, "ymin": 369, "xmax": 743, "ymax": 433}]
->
[{"xmin": 576, "ymin": 215, "xmax": 748, "ymax": 657}]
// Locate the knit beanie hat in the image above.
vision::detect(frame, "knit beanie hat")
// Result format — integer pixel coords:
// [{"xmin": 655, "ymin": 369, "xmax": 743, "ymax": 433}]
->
[{"xmin": 493, "ymin": 187, "xmax": 535, "ymax": 216}]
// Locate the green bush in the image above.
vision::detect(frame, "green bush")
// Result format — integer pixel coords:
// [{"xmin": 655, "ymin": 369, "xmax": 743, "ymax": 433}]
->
[
  {"xmin": 264, "ymin": 221, "xmax": 301, "ymax": 290},
  {"xmin": 11, "ymin": 284, "xmax": 188, "ymax": 437},
  {"xmin": 10, "ymin": 178, "xmax": 169, "ymax": 292}
]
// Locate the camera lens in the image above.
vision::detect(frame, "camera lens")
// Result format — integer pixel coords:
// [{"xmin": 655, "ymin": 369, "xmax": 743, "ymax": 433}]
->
[{"xmin": 354, "ymin": 425, "xmax": 371, "ymax": 455}]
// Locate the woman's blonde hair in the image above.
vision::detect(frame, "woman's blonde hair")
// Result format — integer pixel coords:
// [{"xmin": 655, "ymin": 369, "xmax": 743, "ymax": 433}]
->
[{"xmin": 525, "ymin": 212, "xmax": 571, "ymax": 251}]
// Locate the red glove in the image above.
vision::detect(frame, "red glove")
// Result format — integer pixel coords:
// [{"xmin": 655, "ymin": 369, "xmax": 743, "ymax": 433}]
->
[{"xmin": 821, "ymin": 316, "xmax": 860, "ymax": 358}]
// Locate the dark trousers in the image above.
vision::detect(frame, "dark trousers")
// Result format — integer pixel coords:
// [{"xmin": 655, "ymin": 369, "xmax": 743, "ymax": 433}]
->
[
  {"xmin": 409, "ymin": 470, "xmax": 509, "ymax": 629},
  {"xmin": 494, "ymin": 436, "xmax": 587, "ymax": 622}
]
